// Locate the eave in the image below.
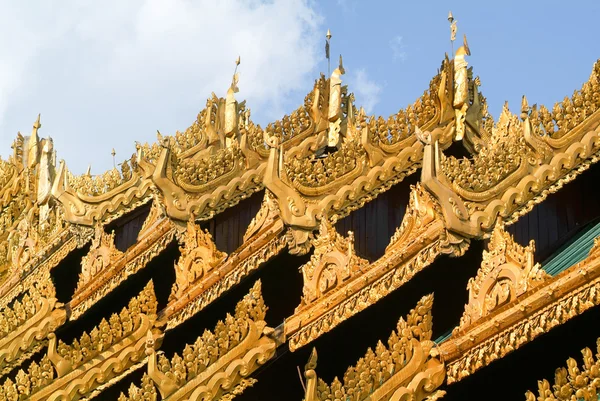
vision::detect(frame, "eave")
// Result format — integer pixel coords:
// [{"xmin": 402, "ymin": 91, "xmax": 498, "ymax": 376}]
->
[
  {"xmin": 159, "ymin": 217, "xmax": 286, "ymax": 329},
  {"xmin": 69, "ymin": 217, "xmax": 176, "ymax": 320},
  {"xmin": 441, "ymin": 243, "xmax": 600, "ymax": 384}
]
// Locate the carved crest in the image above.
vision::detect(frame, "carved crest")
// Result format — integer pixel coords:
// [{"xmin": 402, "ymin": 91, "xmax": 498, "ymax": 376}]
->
[
  {"xmin": 136, "ymin": 198, "xmax": 166, "ymax": 241},
  {"xmin": 455, "ymin": 221, "xmax": 549, "ymax": 332},
  {"xmin": 121, "ymin": 281, "xmax": 275, "ymax": 401},
  {"xmin": 170, "ymin": 219, "xmax": 227, "ymax": 301},
  {"xmin": 303, "ymin": 295, "xmax": 445, "ymax": 401},
  {"xmin": 299, "ymin": 219, "xmax": 368, "ymax": 307},
  {"xmin": 77, "ymin": 225, "xmax": 123, "ymax": 291},
  {"xmin": 243, "ymin": 190, "xmax": 279, "ymax": 242},
  {"xmin": 387, "ymin": 183, "xmax": 439, "ymax": 251}
]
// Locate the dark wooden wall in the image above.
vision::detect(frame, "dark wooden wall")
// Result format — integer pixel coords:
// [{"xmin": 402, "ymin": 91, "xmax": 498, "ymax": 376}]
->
[
  {"xmin": 105, "ymin": 202, "xmax": 151, "ymax": 252},
  {"xmin": 201, "ymin": 190, "xmax": 265, "ymax": 255},
  {"xmin": 335, "ymin": 174, "xmax": 419, "ymax": 262},
  {"xmin": 507, "ymin": 162, "xmax": 600, "ymax": 262}
]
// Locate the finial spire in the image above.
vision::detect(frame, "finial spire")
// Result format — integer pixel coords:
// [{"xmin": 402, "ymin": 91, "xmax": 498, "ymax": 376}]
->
[
  {"xmin": 111, "ymin": 148, "xmax": 116, "ymax": 169},
  {"xmin": 230, "ymin": 56, "xmax": 241, "ymax": 94},
  {"xmin": 521, "ymin": 95, "xmax": 530, "ymax": 120},
  {"xmin": 33, "ymin": 114, "xmax": 41, "ymax": 132},
  {"xmin": 325, "ymin": 29, "xmax": 332, "ymax": 75},
  {"xmin": 448, "ymin": 11, "xmax": 457, "ymax": 54}
]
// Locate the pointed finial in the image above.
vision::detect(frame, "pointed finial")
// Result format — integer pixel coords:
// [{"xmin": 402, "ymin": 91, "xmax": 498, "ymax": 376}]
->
[
  {"xmin": 111, "ymin": 148, "xmax": 116, "ymax": 169},
  {"xmin": 231, "ymin": 56, "xmax": 241, "ymax": 91},
  {"xmin": 86, "ymin": 165, "xmax": 91, "ymax": 176},
  {"xmin": 449, "ymin": 12, "xmax": 457, "ymax": 43},
  {"xmin": 33, "ymin": 114, "xmax": 41, "ymax": 131},
  {"xmin": 326, "ymin": 29, "xmax": 332, "ymax": 40},
  {"xmin": 521, "ymin": 95, "xmax": 530, "ymax": 120}
]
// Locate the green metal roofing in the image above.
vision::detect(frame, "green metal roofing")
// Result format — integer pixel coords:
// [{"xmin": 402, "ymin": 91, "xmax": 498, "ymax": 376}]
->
[
  {"xmin": 434, "ymin": 329, "xmax": 453, "ymax": 344},
  {"xmin": 436, "ymin": 222, "xmax": 600, "ymax": 346},
  {"xmin": 542, "ymin": 221, "xmax": 600, "ymax": 277}
]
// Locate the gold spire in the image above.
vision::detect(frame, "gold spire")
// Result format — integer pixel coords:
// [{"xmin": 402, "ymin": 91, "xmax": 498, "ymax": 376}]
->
[
  {"xmin": 449, "ymin": 11, "xmax": 457, "ymax": 42},
  {"xmin": 32, "ymin": 114, "xmax": 41, "ymax": 133},
  {"xmin": 27, "ymin": 114, "xmax": 41, "ymax": 169},
  {"xmin": 326, "ymin": 29, "xmax": 331, "ymax": 40}
]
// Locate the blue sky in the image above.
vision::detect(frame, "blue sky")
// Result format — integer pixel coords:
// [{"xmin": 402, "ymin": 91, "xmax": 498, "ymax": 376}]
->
[
  {"xmin": 0, "ymin": 0, "xmax": 597, "ymax": 173},
  {"xmin": 320, "ymin": 0, "xmax": 600, "ymax": 121}
]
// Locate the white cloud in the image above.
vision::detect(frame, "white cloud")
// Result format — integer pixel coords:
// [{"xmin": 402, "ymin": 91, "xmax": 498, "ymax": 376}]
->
[
  {"xmin": 350, "ymin": 69, "xmax": 382, "ymax": 115},
  {"xmin": 336, "ymin": 0, "xmax": 357, "ymax": 13},
  {"xmin": 0, "ymin": 0, "xmax": 322, "ymax": 173},
  {"xmin": 390, "ymin": 36, "xmax": 407, "ymax": 62}
]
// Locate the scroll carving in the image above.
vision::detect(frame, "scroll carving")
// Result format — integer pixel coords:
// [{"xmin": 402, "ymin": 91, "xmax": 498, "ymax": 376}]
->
[
  {"xmin": 303, "ymin": 295, "xmax": 445, "ymax": 401},
  {"xmin": 285, "ymin": 183, "xmax": 469, "ymax": 351},
  {"xmin": 0, "ymin": 281, "xmax": 66, "ymax": 376},
  {"xmin": 77, "ymin": 225, "xmax": 123, "ymax": 291},
  {"xmin": 442, "ymin": 230, "xmax": 600, "ymax": 384},
  {"xmin": 0, "ymin": 281, "xmax": 161, "ymax": 400},
  {"xmin": 455, "ymin": 221, "xmax": 549, "ymax": 333},
  {"xmin": 525, "ymin": 339, "xmax": 600, "ymax": 401},
  {"xmin": 262, "ymin": 56, "xmax": 461, "ymax": 254},
  {"xmin": 420, "ymin": 59, "xmax": 600, "ymax": 238},
  {"xmin": 51, "ymin": 155, "xmax": 152, "ymax": 227},
  {"xmin": 299, "ymin": 218, "xmax": 368, "ymax": 307},
  {"xmin": 147, "ymin": 72, "xmax": 267, "ymax": 223},
  {"xmin": 121, "ymin": 281, "xmax": 276, "ymax": 401},
  {"xmin": 169, "ymin": 219, "xmax": 227, "ymax": 301}
]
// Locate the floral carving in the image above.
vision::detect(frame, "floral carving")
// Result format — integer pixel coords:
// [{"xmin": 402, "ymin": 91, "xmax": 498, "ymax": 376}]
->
[
  {"xmin": 169, "ymin": 219, "xmax": 227, "ymax": 301},
  {"xmin": 298, "ymin": 219, "xmax": 368, "ymax": 307},
  {"xmin": 525, "ymin": 338, "xmax": 600, "ymax": 401},
  {"xmin": 77, "ymin": 225, "xmax": 123, "ymax": 291},
  {"xmin": 455, "ymin": 221, "xmax": 549, "ymax": 333},
  {"xmin": 303, "ymin": 295, "xmax": 445, "ymax": 401},
  {"xmin": 0, "ymin": 281, "xmax": 66, "ymax": 376},
  {"xmin": 0, "ymin": 281, "xmax": 160, "ymax": 400},
  {"xmin": 122, "ymin": 281, "xmax": 275, "ymax": 401}
]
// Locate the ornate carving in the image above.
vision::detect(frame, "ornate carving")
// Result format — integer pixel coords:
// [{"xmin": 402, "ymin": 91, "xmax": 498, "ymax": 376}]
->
[
  {"xmin": 136, "ymin": 198, "xmax": 166, "ymax": 241},
  {"xmin": 243, "ymin": 190, "xmax": 279, "ymax": 242},
  {"xmin": 303, "ymin": 295, "xmax": 445, "ymax": 401},
  {"xmin": 442, "ymin": 236, "xmax": 600, "ymax": 384},
  {"xmin": 285, "ymin": 184, "xmax": 469, "ymax": 351},
  {"xmin": 170, "ymin": 219, "xmax": 227, "ymax": 301},
  {"xmin": 0, "ymin": 282, "xmax": 161, "ymax": 400},
  {"xmin": 0, "ymin": 281, "xmax": 67, "ymax": 376},
  {"xmin": 420, "ymin": 59, "xmax": 600, "ymax": 238},
  {"xmin": 77, "ymin": 225, "xmax": 123, "ymax": 291},
  {"xmin": 263, "ymin": 58, "xmax": 458, "ymax": 254},
  {"xmin": 299, "ymin": 219, "xmax": 368, "ymax": 307},
  {"xmin": 69, "ymin": 221, "xmax": 175, "ymax": 320},
  {"xmin": 52, "ymin": 155, "xmax": 153, "ymax": 226},
  {"xmin": 455, "ymin": 221, "xmax": 549, "ymax": 332},
  {"xmin": 453, "ymin": 35, "xmax": 471, "ymax": 141},
  {"xmin": 122, "ymin": 281, "xmax": 276, "ymax": 401},
  {"xmin": 525, "ymin": 339, "xmax": 600, "ymax": 401},
  {"xmin": 162, "ymin": 220, "xmax": 286, "ymax": 330}
]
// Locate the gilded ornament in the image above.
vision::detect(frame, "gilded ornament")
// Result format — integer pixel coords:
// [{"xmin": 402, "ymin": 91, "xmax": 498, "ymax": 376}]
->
[
  {"xmin": 303, "ymin": 295, "xmax": 445, "ymax": 401},
  {"xmin": 169, "ymin": 218, "xmax": 227, "ymax": 301},
  {"xmin": 122, "ymin": 281, "xmax": 276, "ymax": 401},
  {"xmin": 454, "ymin": 221, "xmax": 549, "ymax": 333}
]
